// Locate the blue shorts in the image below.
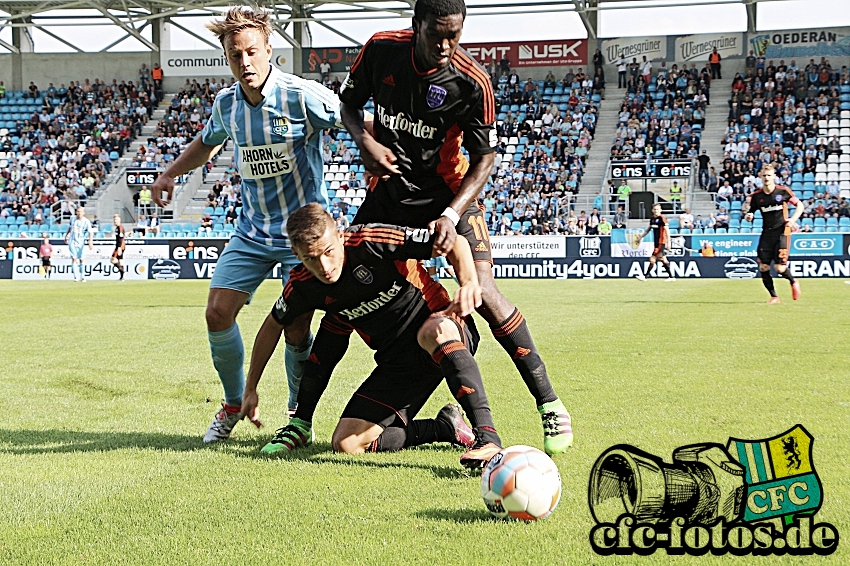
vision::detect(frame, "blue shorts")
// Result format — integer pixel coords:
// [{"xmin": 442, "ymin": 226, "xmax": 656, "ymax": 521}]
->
[
  {"xmin": 68, "ymin": 245, "xmax": 84, "ymax": 260},
  {"xmin": 210, "ymin": 234, "xmax": 301, "ymax": 294}
]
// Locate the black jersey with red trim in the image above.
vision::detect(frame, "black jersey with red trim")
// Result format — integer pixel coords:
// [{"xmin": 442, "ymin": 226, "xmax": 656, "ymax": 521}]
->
[
  {"xmin": 271, "ymin": 224, "xmax": 451, "ymax": 361},
  {"xmin": 339, "ymin": 29, "xmax": 497, "ymax": 202},
  {"xmin": 748, "ymin": 185, "xmax": 799, "ymax": 233},
  {"xmin": 114, "ymin": 225, "xmax": 125, "ymax": 248},
  {"xmin": 649, "ymin": 214, "xmax": 668, "ymax": 246}
]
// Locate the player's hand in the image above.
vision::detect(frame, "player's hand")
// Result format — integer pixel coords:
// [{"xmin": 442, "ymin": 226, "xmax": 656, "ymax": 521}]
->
[
  {"xmin": 151, "ymin": 175, "xmax": 175, "ymax": 207},
  {"xmin": 744, "ymin": 213, "xmax": 754, "ymax": 222},
  {"xmin": 88, "ymin": 244, "xmax": 93, "ymax": 250},
  {"xmin": 445, "ymin": 284, "xmax": 483, "ymax": 318},
  {"xmin": 786, "ymin": 219, "xmax": 799, "ymax": 231},
  {"xmin": 429, "ymin": 217, "xmax": 457, "ymax": 256},
  {"xmin": 240, "ymin": 389, "xmax": 263, "ymax": 429},
  {"xmin": 360, "ymin": 136, "xmax": 400, "ymax": 179}
]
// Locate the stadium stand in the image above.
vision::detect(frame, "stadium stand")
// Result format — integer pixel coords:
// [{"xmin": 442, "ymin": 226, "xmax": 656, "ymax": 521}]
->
[
  {"xmin": 610, "ymin": 62, "xmax": 711, "ymax": 161},
  {"xmin": 0, "ymin": 79, "xmax": 154, "ymax": 239},
  {"xmin": 482, "ymin": 67, "xmax": 602, "ymax": 234},
  {"xmin": 719, "ymin": 58, "xmax": 850, "ymax": 234}
]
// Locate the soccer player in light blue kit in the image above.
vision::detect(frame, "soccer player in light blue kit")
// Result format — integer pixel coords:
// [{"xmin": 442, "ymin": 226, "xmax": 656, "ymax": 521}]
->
[
  {"xmin": 64, "ymin": 206, "xmax": 93, "ymax": 282},
  {"xmin": 151, "ymin": 6, "xmax": 344, "ymax": 443}
]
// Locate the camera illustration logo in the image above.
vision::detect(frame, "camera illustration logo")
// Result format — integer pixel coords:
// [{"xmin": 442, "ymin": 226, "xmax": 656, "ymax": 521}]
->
[{"xmin": 588, "ymin": 425, "xmax": 839, "ymax": 556}]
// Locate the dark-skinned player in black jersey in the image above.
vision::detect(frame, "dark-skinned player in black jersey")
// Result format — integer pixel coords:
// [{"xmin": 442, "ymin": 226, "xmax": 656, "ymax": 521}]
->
[
  {"xmin": 744, "ymin": 163, "xmax": 804, "ymax": 304},
  {"xmin": 110, "ymin": 214, "xmax": 126, "ymax": 281},
  {"xmin": 635, "ymin": 203, "xmax": 676, "ymax": 281},
  {"xmin": 338, "ymin": 0, "xmax": 572, "ymax": 455},
  {"xmin": 239, "ymin": 203, "xmax": 504, "ymax": 469}
]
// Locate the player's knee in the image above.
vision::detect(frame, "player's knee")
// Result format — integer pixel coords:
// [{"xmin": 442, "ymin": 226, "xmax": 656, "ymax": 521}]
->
[
  {"xmin": 205, "ymin": 302, "xmax": 234, "ymax": 330},
  {"xmin": 331, "ymin": 431, "xmax": 367, "ymax": 454},
  {"xmin": 417, "ymin": 315, "xmax": 460, "ymax": 350}
]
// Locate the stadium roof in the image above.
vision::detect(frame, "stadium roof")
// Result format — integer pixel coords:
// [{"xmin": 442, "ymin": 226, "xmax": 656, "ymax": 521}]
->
[{"xmin": 0, "ymin": 0, "xmax": 781, "ymax": 54}]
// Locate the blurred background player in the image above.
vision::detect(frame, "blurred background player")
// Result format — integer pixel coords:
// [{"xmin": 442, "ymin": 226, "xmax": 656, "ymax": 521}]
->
[
  {"xmin": 39, "ymin": 234, "xmax": 53, "ymax": 279},
  {"xmin": 240, "ymin": 204, "xmax": 503, "ymax": 469},
  {"xmin": 64, "ymin": 206, "xmax": 93, "ymax": 282},
  {"xmin": 635, "ymin": 203, "xmax": 675, "ymax": 281},
  {"xmin": 338, "ymin": 0, "xmax": 572, "ymax": 455},
  {"xmin": 111, "ymin": 214, "xmax": 126, "ymax": 281},
  {"xmin": 150, "ymin": 6, "xmax": 345, "ymax": 443},
  {"xmin": 744, "ymin": 164, "xmax": 804, "ymax": 304}
]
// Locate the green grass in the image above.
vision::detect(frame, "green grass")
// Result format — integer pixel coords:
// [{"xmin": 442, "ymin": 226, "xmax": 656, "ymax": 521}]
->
[{"xmin": 1, "ymin": 279, "xmax": 849, "ymax": 565}]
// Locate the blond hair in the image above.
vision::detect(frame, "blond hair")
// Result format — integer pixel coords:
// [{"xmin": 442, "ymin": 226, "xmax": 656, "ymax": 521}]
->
[
  {"xmin": 760, "ymin": 163, "xmax": 775, "ymax": 175},
  {"xmin": 206, "ymin": 6, "xmax": 273, "ymax": 47}
]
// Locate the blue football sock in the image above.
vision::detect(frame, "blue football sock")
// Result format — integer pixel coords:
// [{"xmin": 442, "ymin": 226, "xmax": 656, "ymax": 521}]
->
[
  {"xmin": 208, "ymin": 323, "xmax": 245, "ymax": 407},
  {"xmin": 285, "ymin": 332, "xmax": 314, "ymax": 410},
  {"xmin": 71, "ymin": 261, "xmax": 80, "ymax": 279}
]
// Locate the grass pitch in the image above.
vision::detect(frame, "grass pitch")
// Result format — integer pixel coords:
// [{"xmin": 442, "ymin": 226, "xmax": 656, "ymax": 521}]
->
[{"xmin": 1, "ymin": 278, "xmax": 848, "ymax": 565}]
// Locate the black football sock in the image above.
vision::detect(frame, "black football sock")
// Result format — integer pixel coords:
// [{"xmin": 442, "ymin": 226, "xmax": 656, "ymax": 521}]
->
[
  {"xmin": 644, "ymin": 261, "xmax": 653, "ymax": 276},
  {"xmin": 433, "ymin": 340, "xmax": 500, "ymax": 445},
  {"xmin": 490, "ymin": 309, "xmax": 557, "ymax": 406},
  {"xmin": 661, "ymin": 261, "xmax": 673, "ymax": 277},
  {"xmin": 367, "ymin": 419, "xmax": 454, "ymax": 452},
  {"xmin": 779, "ymin": 269, "xmax": 796, "ymax": 284},
  {"xmin": 761, "ymin": 271, "xmax": 777, "ymax": 297}
]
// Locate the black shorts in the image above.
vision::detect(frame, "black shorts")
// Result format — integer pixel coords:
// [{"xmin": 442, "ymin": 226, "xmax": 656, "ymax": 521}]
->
[
  {"xmin": 354, "ymin": 182, "xmax": 493, "ymax": 263},
  {"xmin": 340, "ymin": 314, "xmax": 479, "ymax": 428},
  {"xmin": 112, "ymin": 247, "xmax": 124, "ymax": 260},
  {"xmin": 41, "ymin": 257, "xmax": 51, "ymax": 267},
  {"xmin": 652, "ymin": 244, "xmax": 666, "ymax": 258},
  {"xmin": 757, "ymin": 230, "xmax": 789, "ymax": 265}
]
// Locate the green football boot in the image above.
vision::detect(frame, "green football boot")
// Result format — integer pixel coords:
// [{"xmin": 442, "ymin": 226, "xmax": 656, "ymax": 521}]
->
[{"xmin": 538, "ymin": 399, "xmax": 573, "ymax": 454}]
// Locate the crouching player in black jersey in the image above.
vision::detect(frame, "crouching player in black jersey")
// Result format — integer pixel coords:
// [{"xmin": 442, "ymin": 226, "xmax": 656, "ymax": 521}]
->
[
  {"xmin": 745, "ymin": 164, "xmax": 804, "ymax": 304},
  {"xmin": 240, "ymin": 203, "xmax": 503, "ymax": 469}
]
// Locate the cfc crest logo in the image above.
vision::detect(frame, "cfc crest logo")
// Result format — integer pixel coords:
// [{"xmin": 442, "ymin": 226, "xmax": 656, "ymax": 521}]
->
[
  {"xmin": 270, "ymin": 116, "xmax": 290, "ymax": 136},
  {"xmin": 727, "ymin": 425, "xmax": 823, "ymax": 524}
]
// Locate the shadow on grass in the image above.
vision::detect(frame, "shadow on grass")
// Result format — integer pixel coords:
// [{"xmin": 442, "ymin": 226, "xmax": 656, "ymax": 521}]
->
[
  {"xmin": 0, "ymin": 428, "xmax": 250, "ymax": 454},
  {"xmin": 414, "ymin": 508, "xmax": 496, "ymax": 523},
  {"xmin": 0, "ymin": 429, "xmax": 471, "ymax": 479}
]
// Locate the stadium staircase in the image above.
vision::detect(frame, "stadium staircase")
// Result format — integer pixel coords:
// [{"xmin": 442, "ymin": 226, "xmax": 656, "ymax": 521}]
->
[
  {"xmin": 177, "ymin": 144, "xmax": 235, "ymax": 221},
  {"xmin": 581, "ymin": 86, "xmax": 624, "ymax": 194},
  {"xmin": 689, "ymin": 77, "xmax": 733, "ymax": 219}
]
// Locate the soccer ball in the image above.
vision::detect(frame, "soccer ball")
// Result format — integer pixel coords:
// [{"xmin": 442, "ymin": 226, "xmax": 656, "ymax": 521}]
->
[{"xmin": 480, "ymin": 445, "xmax": 562, "ymax": 521}]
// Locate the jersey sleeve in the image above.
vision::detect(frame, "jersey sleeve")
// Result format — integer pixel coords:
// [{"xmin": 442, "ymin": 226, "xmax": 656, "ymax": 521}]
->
[
  {"xmin": 298, "ymin": 315, "xmax": 353, "ymax": 408},
  {"xmin": 270, "ymin": 277, "xmax": 316, "ymax": 327},
  {"xmin": 200, "ymin": 93, "xmax": 230, "ymax": 146},
  {"xmin": 301, "ymin": 78, "xmax": 344, "ymax": 129},
  {"xmin": 344, "ymin": 223, "xmax": 434, "ymax": 261},
  {"xmin": 459, "ymin": 84, "xmax": 497, "ymax": 156},
  {"xmin": 783, "ymin": 186, "xmax": 800, "ymax": 205},
  {"xmin": 337, "ymin": 40, "xmax": 375, "ymax": 109}
]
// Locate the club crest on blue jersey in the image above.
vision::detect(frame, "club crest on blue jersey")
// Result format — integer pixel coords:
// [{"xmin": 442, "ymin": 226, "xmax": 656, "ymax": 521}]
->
[
  {"xmin": 426, "ymin": 84, "xmax": 447, "ymax": 108},
  {"xmin": 270, "ymin": 116, "xmax": 290, "ymax": 136},
  {"xmin": 353, "ymin": 265, "xmax": 373, "ymax": 284}
]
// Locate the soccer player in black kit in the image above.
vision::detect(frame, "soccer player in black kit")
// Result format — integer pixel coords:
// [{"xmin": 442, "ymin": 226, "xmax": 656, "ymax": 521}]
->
[
  {"xmin": 745, "ymin": 163, "xmax": 804, "ymax": 303},
  {"xmin": 635, "ymin": 203, "xmax": 675, "ymax": 281},
  {"xmin": 239, "ymin": 203, "xmax": 503, "ymax": 469},
  {"xmin": 338, "ymin": 0, "xmax": 572, "ymax": 455},
  {"xmin": 110, "ymin": 214, "xmax": 126, "ymax": 281}
]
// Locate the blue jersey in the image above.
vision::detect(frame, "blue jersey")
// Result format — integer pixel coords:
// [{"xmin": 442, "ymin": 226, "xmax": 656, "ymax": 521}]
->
[
  {"xmin": 201, "ymin": 67, "xmax": 342, "ymax": 247},
  {"xmin": 68, "ymin": 217, "xmax": 93, "ymax": 248}
]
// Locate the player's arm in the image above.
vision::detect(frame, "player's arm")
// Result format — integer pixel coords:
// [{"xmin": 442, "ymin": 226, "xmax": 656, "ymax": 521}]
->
[
  {"xmin": 430, "ymin": 151, "xmax": 494, "ymax": 255},
  {"xmin": 787, "ymin": 193, "xmax": 805, "ymax": 228},
  {"xmin": 153, "ymin": 136, "xmax": 222, "ymax": 206},
  {"xmin": 339, "ymin": 42, "xmax": 399, "ymax": 178},
  {"xmin": 242, "ymin": 312, "xmax": 286, "ymax": 427},
  {"xmin": 241, "ymin": 282, "xmax": 314, "ymax": 426},
  {"xmin": 443, "ymin": 236, "xmax": 482, "ymax": 317},
  {"xmin": 64, "ymin": 224, "xmax": 70, "ymax": 243},
  {"xmin": 639, "ymin": 225, "xmax": 651, "ymax": 240},
  {"xmin": 87, "ymin": 224, "xmax": 93, "ymax": 249}
]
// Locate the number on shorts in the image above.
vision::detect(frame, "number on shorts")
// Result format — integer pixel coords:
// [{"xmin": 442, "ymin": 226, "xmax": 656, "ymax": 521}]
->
[{"xmin": 467, "ymin": 215, "xmax": 490, "ymax": 242}]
